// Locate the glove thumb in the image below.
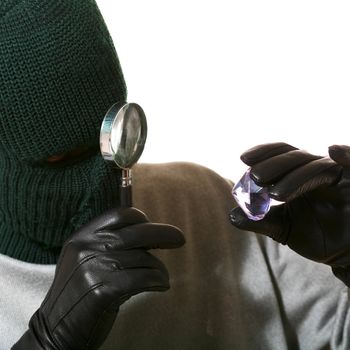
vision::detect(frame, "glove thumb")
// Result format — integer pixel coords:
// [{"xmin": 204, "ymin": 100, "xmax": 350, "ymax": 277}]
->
[
  {"xmin": 328, "ymin": 145, "xmax": 350, "ymax": 167},
  {"xmin": 230, "ymin": 205, "xmax": 288, "ymax": 244}
]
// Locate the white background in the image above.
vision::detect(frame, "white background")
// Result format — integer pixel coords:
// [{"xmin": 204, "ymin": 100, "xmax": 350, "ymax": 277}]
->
[{"xmin": 97, "ymin": 0, "xmax": 350, "ymax": 181}]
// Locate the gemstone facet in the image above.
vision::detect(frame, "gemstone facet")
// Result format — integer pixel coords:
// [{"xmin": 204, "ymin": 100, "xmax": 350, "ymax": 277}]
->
[{"xmin": 232, "ymin": 169, "xmax": 271, "ymax": 221}]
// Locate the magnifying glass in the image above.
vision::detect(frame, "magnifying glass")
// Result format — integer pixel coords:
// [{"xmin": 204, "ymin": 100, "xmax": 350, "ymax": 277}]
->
[{"xmin": 100, "ymin": 101, "xmax": 147, "ymax": 207}]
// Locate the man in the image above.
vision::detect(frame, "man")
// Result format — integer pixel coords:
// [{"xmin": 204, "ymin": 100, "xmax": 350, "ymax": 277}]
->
[{"xmin": 0, "ymin": 0, "xmax": 349, "ymax": 349}]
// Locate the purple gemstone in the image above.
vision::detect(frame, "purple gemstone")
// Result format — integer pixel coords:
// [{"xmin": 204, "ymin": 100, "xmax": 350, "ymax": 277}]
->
[{"xmin": 232, "ymin": 169, "xmax": 271, "ymax": 221}]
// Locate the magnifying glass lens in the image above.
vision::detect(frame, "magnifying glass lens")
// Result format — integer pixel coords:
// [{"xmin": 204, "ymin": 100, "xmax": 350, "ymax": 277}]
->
[{"xmin": 111, "ymin": 104, "xmax": 147, "ymax": 169}]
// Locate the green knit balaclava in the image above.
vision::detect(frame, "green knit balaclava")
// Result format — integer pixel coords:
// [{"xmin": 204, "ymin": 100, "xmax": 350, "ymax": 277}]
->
[{"xmin": 0, "ymin": 0, "xmax": 127, "ymax": 264}]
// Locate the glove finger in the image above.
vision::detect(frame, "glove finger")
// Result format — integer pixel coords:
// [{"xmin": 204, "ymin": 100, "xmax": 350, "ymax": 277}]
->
[
  {"xmin": 102, "ymin": 250, "xmax": 168, "ymax": 275},
  {"xmin": 230, "ymin": 206, "xmax": 288, "ymax": 244},
  {"xmin": 97, "ymin": 222, "xmax": 185, "ymax": 250},
  {"xmin": 250, "ymin": 150, "xmax": 322, "ymax": 186},
  {"xmin": 329, "ymin": 144, "xmax": 350, "ymax": 167},
  {"xmin": 78, "ymin": 207, "xmax": 150, "ymax": 235},
  {"xmin": 111, "ymin": 268, "xmax": 170, "ymax": 301},
  {"xmin": 240, "ymin": 142, "xmax": 298, "ymax": 166},
  {"xmin": 48, "ymin": 251, "xmax": 170, "ymax": 320},
  {"xmin": 268, "ymin": 157, "xmax": 342, "ymax": 202}
]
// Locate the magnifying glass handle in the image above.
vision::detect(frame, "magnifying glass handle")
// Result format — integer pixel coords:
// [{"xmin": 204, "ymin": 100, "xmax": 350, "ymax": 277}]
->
[
  {"xmin": 120, "ymin": 185, "xmax": 132, "ymax": 207},
  {"xmin": 120, "ymin": 169, "xmax": 133, "ymax": 207}
]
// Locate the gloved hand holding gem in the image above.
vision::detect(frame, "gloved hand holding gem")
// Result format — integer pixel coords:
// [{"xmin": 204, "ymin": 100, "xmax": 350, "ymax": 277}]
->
[
  {"xmin": 230, "ymin": 142, "xmax": 350, "ymax": 287},
  {"xmin": 13, "ymin": 207, "xmax": 185, "ymax": 350}
]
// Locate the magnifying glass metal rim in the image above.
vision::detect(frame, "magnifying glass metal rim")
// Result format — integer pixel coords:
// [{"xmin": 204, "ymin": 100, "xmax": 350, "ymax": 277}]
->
[{"xmin": 100, "ymin": 101, "xmax": 147, "ymax": 169}]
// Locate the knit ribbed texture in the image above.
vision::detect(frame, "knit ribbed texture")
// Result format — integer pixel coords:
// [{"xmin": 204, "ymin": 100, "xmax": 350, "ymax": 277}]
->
[
  {"xmin": 0, "ymin": 150, "xmax": 121, "ymax": 264},
  {"xmin": 0, "ymin": 0, "xmax": 127, "ymax": 162},
  {"xmin": 0, "ymin": 0, "xmax": 127, "ymax": 263}
]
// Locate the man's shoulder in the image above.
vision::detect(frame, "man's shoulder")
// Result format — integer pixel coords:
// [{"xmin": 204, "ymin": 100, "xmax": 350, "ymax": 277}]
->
[
  {"xmin": 133, "ymin": 162, "xmax": 235, "ymax": 226},
  {"xmin": 134, "ymin": 161, "xmax": 233, "ymax": 192}
]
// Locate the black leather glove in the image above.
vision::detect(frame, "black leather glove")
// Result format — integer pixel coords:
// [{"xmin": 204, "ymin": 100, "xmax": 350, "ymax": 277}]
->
[
  {"xmin": 230, "ymin": 142, "xmax": 350, "ymax": 287},
  {"xmin": 13, "ymin": 207, "xmax": 185, "ymax": 349}
]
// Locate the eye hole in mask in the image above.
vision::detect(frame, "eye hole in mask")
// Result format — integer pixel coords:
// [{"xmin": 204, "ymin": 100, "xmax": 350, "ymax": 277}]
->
[{"xmin": 33, "ymin": 144, "xmax": 100, "ymax": 168}]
